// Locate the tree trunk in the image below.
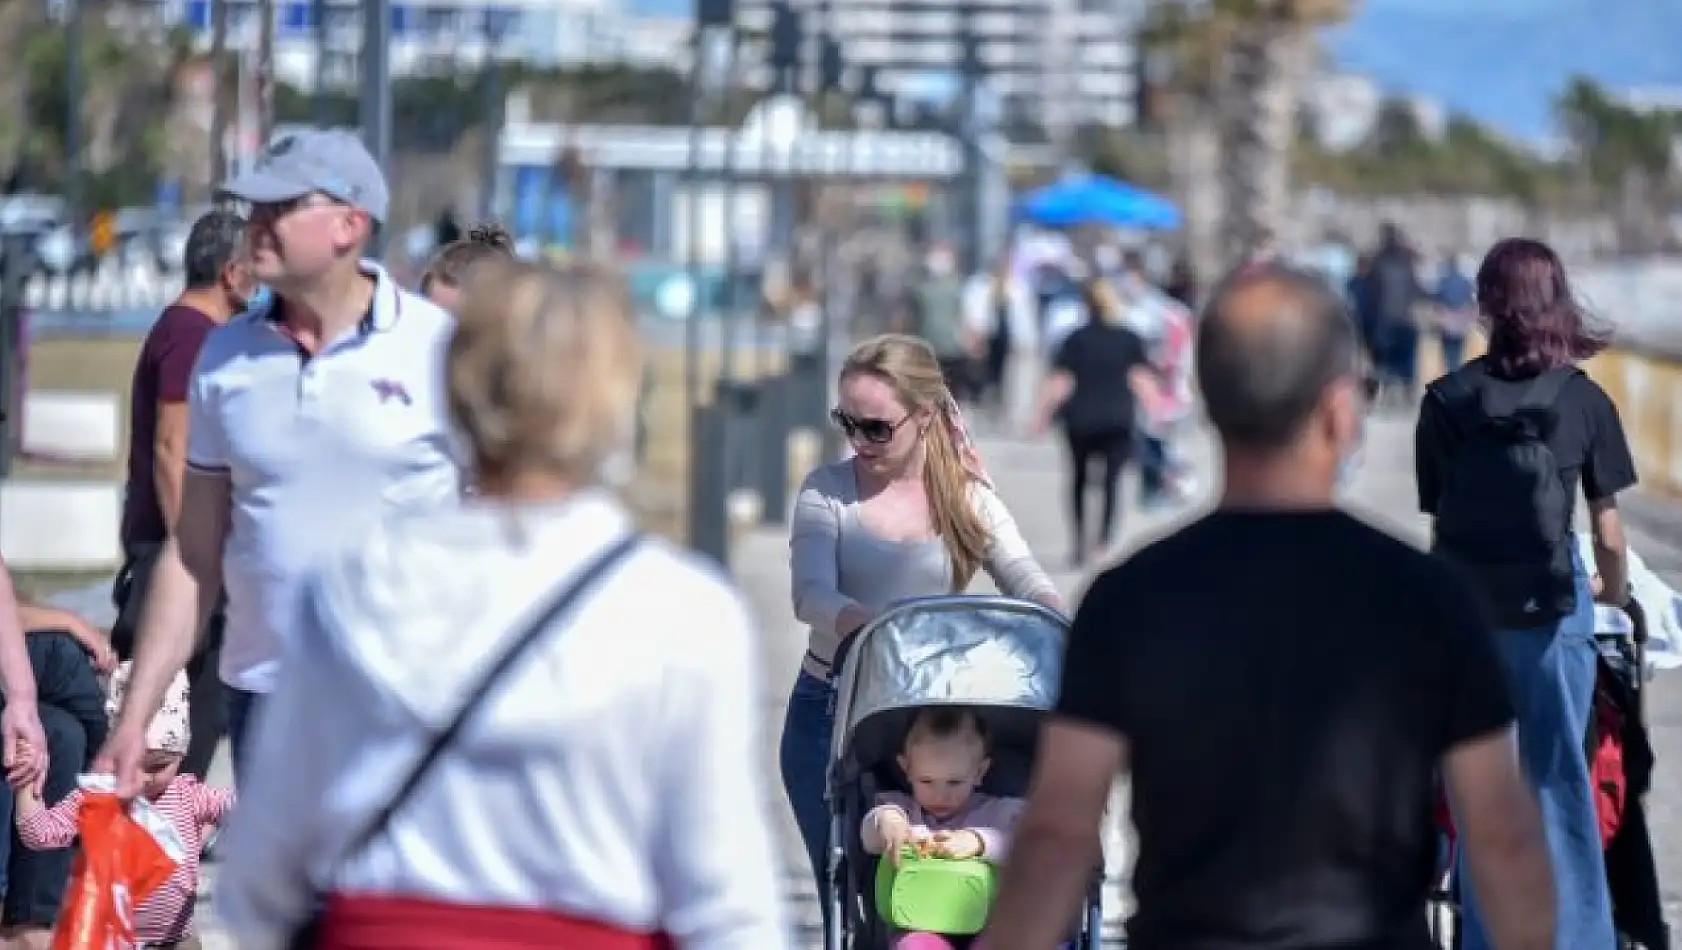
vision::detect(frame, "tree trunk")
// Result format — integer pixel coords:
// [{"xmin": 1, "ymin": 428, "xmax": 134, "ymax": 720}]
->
[
  {"xmin": 1167, "ymin": 102, "xmax": 1222, "ymax": 295},
  {"xmin": 208, "ymin": 0, "xmax": 229, "ymax": 184},
  {"xmin": 1217, "ymin": 17, "xmax": 1312, "ymax": 266},
  {"xmin": 0, "ymin": 2, "xmax": 35, "ymax": 171}
]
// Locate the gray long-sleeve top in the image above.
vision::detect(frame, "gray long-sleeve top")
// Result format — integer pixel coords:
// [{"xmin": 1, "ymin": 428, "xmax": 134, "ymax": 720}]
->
[{"xmin": 789, "ymin": 459, "xmax": 1059, "ymax": 681}]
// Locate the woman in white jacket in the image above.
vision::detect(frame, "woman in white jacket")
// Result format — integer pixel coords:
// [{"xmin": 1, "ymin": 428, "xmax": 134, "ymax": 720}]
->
[{"xmin": 215, "ymin": 261, "xmax": 789, "ymax": 950}]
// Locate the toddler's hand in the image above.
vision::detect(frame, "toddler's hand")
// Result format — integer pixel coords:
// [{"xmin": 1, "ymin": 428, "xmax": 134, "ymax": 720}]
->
[{"xmin": 931, "ymin": 829, "xmax": 984, "ymax": 860}]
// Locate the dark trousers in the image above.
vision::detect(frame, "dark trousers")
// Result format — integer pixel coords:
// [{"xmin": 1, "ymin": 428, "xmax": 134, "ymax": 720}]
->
[
  {"xmin": 1138, "ymin": 433, "xmax": 1169, "ymax": 501},
  {"xmin": 225, "ymin": 685, "xmax": 268, "ymax": 782},
  {"xmin": 0, "ymin": 632, "xmax": 110, "ymax": 926},
  {"xmin": 1439, "ymin": 332, "xmax": 1466, "ymax": 373},
  {"xmin": 979, "ymin": 331, "xmax": 1011, "ymax": 408},
  {"xmin": 937, "ymin": 355, "xmax": 977, "ymax": 404},
  {"xmin": 181, "ymin": 618, "xmax": 226, "ymax": 781},
  {"xmin": 1063, "ymin": 425, "xmax": 1132, "ymax": 551}
]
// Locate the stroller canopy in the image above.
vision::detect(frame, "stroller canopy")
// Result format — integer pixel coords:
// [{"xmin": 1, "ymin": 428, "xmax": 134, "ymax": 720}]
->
[{"xmin": 831, "ymin": 595, "xmax": 1070, "ymax": 762}]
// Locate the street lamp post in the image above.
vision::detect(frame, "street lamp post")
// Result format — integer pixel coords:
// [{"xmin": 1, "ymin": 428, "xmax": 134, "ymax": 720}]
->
[
  {"xmin": 480, "ymin": 12, "xmax": 514, "ymax": 222},
  {"xmin": 685, "ymin": 0, "xmax": 736, "ymax": 565},
  {"xmin": 62, "ymin": 0, "xmax": 84, "ymax": 220},
  {"xmin": 359, "ymin": 0, "xmax": 391, "ymax": 255},
  {"xmin": 311, "ymin": 0, "xmax": 330, "ymax": 122}
]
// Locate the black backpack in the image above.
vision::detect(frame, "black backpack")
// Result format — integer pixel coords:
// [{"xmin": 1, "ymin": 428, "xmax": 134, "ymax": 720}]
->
[{"xmin": 1430, "ymin": 367, "xmax": 1579, "ymax": 627}]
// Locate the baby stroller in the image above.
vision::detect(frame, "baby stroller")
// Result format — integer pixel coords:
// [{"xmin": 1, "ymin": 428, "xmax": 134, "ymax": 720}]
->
[
  {"xmin": 1429, "ymin": 598, "xmax": 1667, "ymax": 949},
  {"xmin": 824, "ymin": 594, "xmax": 1106, "ymax": 950}
]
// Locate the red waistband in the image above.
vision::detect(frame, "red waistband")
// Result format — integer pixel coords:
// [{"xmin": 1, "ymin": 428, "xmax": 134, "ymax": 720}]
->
[{"xmin": 318, "ymin": 893, "xmax": 675, "ymax": 950}]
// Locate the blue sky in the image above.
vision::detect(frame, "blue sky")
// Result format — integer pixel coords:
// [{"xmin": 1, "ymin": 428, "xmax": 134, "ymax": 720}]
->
[
  {"xmin": 1328, "ymin": 0, "xmax": 1682, "ymax": 140},
  {"xmin": 625, "ymin": 0, "xmax": 1682, "ymax": 142}
]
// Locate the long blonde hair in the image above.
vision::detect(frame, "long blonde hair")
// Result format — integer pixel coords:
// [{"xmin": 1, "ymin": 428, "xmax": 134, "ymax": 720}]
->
[{"xmin": 842, "ymin": 334, "xmax": 991, "ymax": 589}]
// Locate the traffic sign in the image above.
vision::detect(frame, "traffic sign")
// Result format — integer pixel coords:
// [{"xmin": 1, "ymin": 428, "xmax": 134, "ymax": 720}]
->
[{"xmin": 90, "ymin": 211, "xmax": 116, "ymax": 257}]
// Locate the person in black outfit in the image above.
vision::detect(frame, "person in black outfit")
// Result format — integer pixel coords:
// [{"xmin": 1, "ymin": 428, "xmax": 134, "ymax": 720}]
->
[
  {"xmin": 1368, "ymin": 223, "xmax": 1426, "ymax": 406},
  {"xmin": 1031, "ymin": 277, "xmax": 1153, "ymax": 566},
  {"xmin": 982, "ymin": 264, "xmax": 1557, "ymax": 950},
  {"xmin": 1415, "ymin": 237, "xmax": 1635, "ymax": 950}
]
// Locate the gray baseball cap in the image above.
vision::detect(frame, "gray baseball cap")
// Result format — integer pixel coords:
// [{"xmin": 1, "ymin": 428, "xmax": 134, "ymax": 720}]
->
[{"xmin": 219, "ymin": 128, "xmax": 389, "ymax": 224}]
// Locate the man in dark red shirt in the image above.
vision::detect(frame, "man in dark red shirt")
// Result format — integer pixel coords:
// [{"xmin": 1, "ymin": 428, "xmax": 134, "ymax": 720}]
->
[{"xmin": 118, "ymin": 207, "xmax": 255, "ymax": 780}]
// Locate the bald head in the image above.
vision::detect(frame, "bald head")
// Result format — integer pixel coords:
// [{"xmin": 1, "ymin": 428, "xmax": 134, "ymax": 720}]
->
[{"xmin": 1196, "ymin": 264, "xmax": 1358, "ymax": 451}]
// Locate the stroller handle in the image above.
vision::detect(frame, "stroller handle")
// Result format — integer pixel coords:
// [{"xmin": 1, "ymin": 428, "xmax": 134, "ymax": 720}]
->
[{"xmin": 1597, "ymin": 594, "xmax": 1649, "ymax": 647}]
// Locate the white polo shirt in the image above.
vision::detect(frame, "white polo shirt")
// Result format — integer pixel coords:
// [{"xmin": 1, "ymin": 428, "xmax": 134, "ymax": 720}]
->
[{"xmin": 186, "ymin": 263, "xmax": 463, "ymax": 692}]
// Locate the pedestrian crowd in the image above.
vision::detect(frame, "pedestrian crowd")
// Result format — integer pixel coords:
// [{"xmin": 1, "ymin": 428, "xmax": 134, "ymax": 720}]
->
[{"xmin": 0, "ymin": 121, "xmax": 1657, "ymax": 950}]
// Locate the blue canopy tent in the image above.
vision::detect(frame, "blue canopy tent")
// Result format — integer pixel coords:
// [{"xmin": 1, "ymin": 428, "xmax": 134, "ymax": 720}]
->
[{"xmin": 1017, "ymin": 175, "xmax": 1181, "ymax": 230}]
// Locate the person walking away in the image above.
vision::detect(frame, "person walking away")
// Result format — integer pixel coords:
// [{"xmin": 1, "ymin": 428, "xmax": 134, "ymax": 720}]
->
[
  {"xmin": 1368, "ymin": 223, "xmax": 1425, "ymax": 407},
  {"xmin": 981, "ymin": 264, "xmax": 1556, "ymax": 950},
  {"xmin": 783, "ymin": 334, "xmax": 1062, "ymax": 909},
  {"xmin": 1163, "ymin": 256, "xmax": 1198, "ymax": 311},
  {"xmin": 1031, "ymin": 278, "xmax": 1156, "ymax": 566},
  {"xmin": 116, "ymin": 208, "xmax": 255, "ymax": 784},
  {"xmin": 1433, "ymin": 253, "xmax": 1476, "ymax": 373},
  {"xmin": 1114, "ymin": 251, "xmax": 1189, "ymax": 510},
  {"xmin": 963, "ymin": 253, "xmax": 1036, "ymax": 427},
  {"xmin": 909, "ymin": 244, "xmax": 977, "ymax": 404},
  {"xmin": 17, "ymin": 665, "xmax": 232, "ymax": 950},
  {"xmin": 418, "ymin": 221, "xmax": 515, "ymax": 311},
  {"xmin": 97, "ymin": 128, "xmax": 464, "ymax": 794},
  {"xmin": 1417, "ymin": 238, "xmax": 1634, "ymax": 950},
  {"xmin": 214, "ymin": 260, "xmax": 788, "ymax": 950}
]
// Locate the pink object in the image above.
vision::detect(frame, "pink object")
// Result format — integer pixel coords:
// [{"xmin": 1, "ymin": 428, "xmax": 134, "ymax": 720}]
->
[{"xmin": 896, "ymin": 933, "xmax": 960, "ymax": 950}]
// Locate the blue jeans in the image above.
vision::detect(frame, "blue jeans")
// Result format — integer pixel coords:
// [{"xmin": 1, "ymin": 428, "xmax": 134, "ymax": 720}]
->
[
  {"xmin": 779, "ymin": 671, "xmax": 836, "ymax": 906},
  {"xmin": 225, "ymin": 686, "xmax": 268, "ymax": 782},
  {"xmin": 1440, "ymin": 333, "xmax": 1466, "ymax": 372},
  {"xmin": 1456, "ymin": 570, "xmax": 1615, "ymax": 950},
  {"xmin": 1138, "ymin": 434, "xmax": 1168, "ymax": 501}
]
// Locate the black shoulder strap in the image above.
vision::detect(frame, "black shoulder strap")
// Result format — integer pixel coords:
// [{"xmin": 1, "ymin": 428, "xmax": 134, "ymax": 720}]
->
[
  {"xmin": 1517, "ymin": 366, "xmax": 1579, "ymax": 412},
  {"xmin": 336, "ymin": 532, "xmax": 642, "ymax": 862}
]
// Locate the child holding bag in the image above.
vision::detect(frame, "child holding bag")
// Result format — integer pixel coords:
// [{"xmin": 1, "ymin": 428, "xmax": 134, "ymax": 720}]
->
[{"xmin": 16, "ymin": 665, "xmax": 234, "ymax": 949}]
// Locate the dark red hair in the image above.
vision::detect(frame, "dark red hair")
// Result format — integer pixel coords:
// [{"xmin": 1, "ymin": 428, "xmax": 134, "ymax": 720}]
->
[{"xmin": 1477, "ymin": 238, "xmax": 1610, "ymax": 377}]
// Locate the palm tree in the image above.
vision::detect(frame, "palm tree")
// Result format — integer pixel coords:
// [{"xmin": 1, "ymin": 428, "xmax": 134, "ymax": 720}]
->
[
  {"xmin": 1215, "ymin": 0, "xmax": 1350, "ymax": 264},
  {"xmin": 1143, "ymin": 0, "xmax": 1352, "ymax": 270}
]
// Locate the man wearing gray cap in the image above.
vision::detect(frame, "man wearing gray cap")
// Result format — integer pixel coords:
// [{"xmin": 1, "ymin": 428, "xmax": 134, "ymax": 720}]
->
[{"xmin": 97, "ymin": 129, "xmax": 465, "ymax": 794}]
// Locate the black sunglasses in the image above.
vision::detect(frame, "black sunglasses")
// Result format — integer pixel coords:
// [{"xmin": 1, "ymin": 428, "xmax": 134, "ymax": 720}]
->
[{"xmin": 831, "ymin": 409, "xmax": 912, "ymax": 444}]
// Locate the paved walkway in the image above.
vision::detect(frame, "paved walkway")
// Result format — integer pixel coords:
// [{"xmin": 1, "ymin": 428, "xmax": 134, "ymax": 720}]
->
[
  {"xmin": 141, "ymin": 409, "xmax": 1682, "ymax": 945},
  {"xmin": 737, "ymin": 408, "xmax": 1682, "ymax": 946}
]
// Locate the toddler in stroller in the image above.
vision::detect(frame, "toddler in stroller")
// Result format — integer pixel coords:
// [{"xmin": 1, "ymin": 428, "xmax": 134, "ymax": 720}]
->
[
  {"xmin": 825, "ymin": 594, "xmax": 1104, "ymax": 950},
  {"xmin": 861, "ymin": 708, "xmax": 1025, "ymax": 949}
]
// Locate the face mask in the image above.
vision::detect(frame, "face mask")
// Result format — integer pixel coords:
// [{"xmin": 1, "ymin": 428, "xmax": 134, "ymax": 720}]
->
[
  {"xmin": 242, "ymin": 284, "xmax": 273, "ymax": 314},
  {"xmin": 1337, "ymin": 414, "xmax": 1367, "ymax": 494}
]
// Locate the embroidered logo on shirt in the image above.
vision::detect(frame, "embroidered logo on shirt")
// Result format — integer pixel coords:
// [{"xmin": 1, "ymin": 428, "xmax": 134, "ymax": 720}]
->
[{"xmin": 371, "ymin": 379, "xmax": 412, "ymax": 406}]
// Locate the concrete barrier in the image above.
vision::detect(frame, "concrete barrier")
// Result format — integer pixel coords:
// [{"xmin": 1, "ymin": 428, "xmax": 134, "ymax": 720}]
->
[
  {"xmin": 1585, "ymin": 347, "xmax": 1682, "ymax": 497},
  {"xmin": 21, "ymin": 390, "xmax": 122, "ymax": 461},
  {"xmin": 0, "ymin": 480, "xmax": 122, "ymax": 570},
  {"xmin": 1415, "ymin": 330, "xmax": 1682, "ymax": 497}
]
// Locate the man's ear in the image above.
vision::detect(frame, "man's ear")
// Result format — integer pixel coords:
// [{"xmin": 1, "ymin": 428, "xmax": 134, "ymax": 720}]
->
[
  {"xmin": 897, "ymin": 753, "xmax": 910, "ymax": 778},
  {"xmin": 978, "ymin": 756, "xmax": 992, "ymax": 781}
]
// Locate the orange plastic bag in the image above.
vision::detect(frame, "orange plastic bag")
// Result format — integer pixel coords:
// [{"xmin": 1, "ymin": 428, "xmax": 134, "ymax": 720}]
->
[{"xmin": 51, "ymin": 775, "xmax": 186, "ymax": 950}]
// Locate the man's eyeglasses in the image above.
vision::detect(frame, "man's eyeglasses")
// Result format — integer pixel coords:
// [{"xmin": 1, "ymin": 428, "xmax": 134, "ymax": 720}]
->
[{"xmin": 831, "ymin": 409, "xmax": 912, "ymax": 444}]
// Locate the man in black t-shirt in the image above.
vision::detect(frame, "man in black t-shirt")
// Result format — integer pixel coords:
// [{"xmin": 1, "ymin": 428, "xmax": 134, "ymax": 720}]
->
[{"xmin": 981, "ymin": 265, "xmax": 1556, "ymax": 950}]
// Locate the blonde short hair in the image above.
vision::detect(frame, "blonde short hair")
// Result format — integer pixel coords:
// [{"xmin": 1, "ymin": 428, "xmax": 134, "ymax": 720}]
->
[{"xmin": 448, "ymin": 260, "xmax": 644, "ymax": 485}]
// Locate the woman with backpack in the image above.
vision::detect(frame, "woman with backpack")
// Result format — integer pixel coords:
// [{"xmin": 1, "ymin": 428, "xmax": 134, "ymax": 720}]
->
[{"xmin": 1414, "ymin": 238, "xmax": 1636, "ymax": 950}]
